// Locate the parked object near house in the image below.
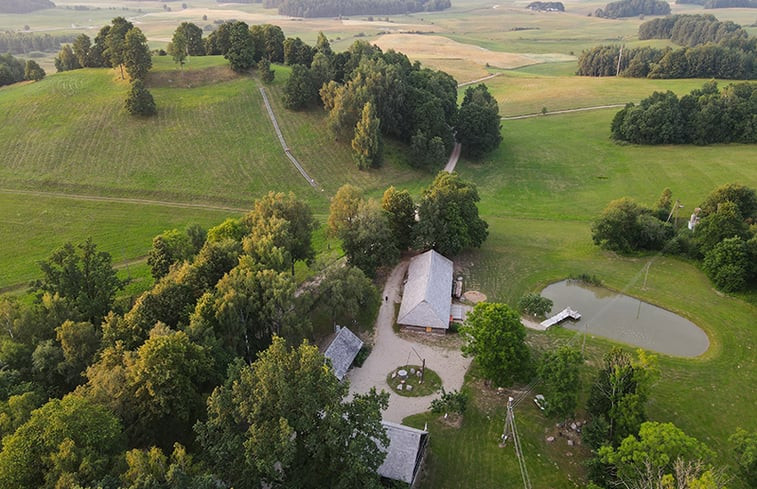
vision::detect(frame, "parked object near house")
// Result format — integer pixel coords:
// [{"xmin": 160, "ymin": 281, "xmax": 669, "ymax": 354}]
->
[
  {"xmin": 398, "ymin": 250, "xmax": 454, "ymax": 333},
  {"xmin": 323, "ymin": 326, "xmax": 363, "ymax": 380}
]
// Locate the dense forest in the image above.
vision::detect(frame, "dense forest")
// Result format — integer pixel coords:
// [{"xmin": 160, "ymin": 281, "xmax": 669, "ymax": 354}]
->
[
  {"xmin": 610, "ymin": 81, "xmax": 757, "ymax": 145},
  {"xmin": 0, "ymin": 32, "xmax": 76, "ymax": 55},
  {"xmin": 218, "ymin": 0, "xmax": 451, "ymax": 17},
  {"xmin": 638, "ymin": 14, "xmax": 747, "ymax": 46},
  {"xmin": 0, "ymin": 0, "xmax": 54, "ymax": 13},
  {"xmin": 526, "ymin": 1, "xmax": 565, "ymax": 10},
  {"xmin": 576, "ymin": 42, "xmax": 757, "ymax": 78},
  {"xmin": 593, "ymin": 0, "xmax": 670, "ymax": 19}
]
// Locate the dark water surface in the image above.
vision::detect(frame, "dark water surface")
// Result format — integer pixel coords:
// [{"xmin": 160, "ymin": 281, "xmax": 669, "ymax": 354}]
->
[{"xmin": 541, "ymin": 280, "xmax": 709, "ymax": 357}]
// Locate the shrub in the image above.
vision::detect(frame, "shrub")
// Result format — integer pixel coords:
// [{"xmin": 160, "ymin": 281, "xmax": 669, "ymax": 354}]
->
[
  {"xmin": 518, "ymin": 293, "xmax": 553, "ymax": 319},
  {"xmin": 353, "ymin": 344, "xmax": 371, "ymax": 367},
  {"xmin": 430, "ymin": 388, "xmax": 468, "ymax": 415}
]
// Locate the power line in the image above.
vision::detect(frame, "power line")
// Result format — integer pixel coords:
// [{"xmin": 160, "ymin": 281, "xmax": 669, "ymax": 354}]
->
[{"xmin": 500, "ymin": 396, "xmax": 533, "ymax": 489}]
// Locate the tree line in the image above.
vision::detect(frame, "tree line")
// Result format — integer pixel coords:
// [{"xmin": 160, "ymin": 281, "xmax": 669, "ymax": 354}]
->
[
  {"xmin": 0, "ymin": 192, "xmax": 388, "ymax": 488},
  {"xmin": 526, "ymin": 1, "xmax": 565, "ymax": 10},
  {"xmin": 53, "ymin": 17, "xmax": 155, "ymax": 116},
  {"xmin": 0, "ymin": 53, "xmax": 45, "ymax": 86},
  {"xmin": 277, "ymin": 34, "xmax": 501, "ymax": 166},
  {"xmin": 676, "ymin": 0, "xmax": 757, "ymax": 6},
  {"xmin": 576, "ymin": 41, "xmax": 757, "ymax": 78},
  {"xmin": 593, "ymin": 0, "xmax": 670, "ymax": 19},
  {"xmin": 610, "ymin": 81, "xmax": 757, "ymax": 144},
  {"xmin": 592, "ymin": 183, "xmax": 757, "ymax": 292},
  {"xmin": 226, "ymin": 0, "xmax": 451, "ymax": 17},
  {"xmin": 0, "ymin": 32, "xmax": 76, "ymax": 55},
  {"xmin": 0, "ymin": 0, "xmax": 54, "ymax": 13},
  {"xmin": 638, "ymin": 14, "xmax": 747, "ymax": 46},
  {"xmin": 328, "ymin": 172, "xmax": 488, "ymax": 278}
]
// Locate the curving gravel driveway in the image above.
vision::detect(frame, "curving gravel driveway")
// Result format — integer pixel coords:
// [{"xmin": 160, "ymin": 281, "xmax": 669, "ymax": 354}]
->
[{"xmin": 346, "ymin": 259, "xmax": 472, "ymax": 422}]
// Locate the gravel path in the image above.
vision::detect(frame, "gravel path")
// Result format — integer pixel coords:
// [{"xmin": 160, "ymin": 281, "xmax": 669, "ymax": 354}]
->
[
  {"xmin": 444, "ymin": 142, "xmax": 462, "ymax": 173},
  {"xmin": 258, "ymin": 86, "xmax": 319, "ymax": 189},
  {"xmin": 346, "ymin": 259, "xmax": 471, "ymax": 422},
  {"xmin": 501, "ymin": 104, "xmax": 626, "ymax": 120}
]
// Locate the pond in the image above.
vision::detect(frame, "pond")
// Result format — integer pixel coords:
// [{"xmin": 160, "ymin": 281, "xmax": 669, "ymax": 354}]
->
[{"xmin": 540, "ymin": 280, "xmax": 709, "ymax": 357}]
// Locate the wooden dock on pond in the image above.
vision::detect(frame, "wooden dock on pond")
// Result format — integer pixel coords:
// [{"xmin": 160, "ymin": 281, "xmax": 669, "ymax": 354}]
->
[{"xmin": 538, "ymin": 307, "xmax": 581, "ymax": 330}]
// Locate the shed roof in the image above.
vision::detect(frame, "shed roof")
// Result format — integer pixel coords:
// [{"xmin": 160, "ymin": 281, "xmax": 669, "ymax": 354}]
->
[
  {"xmin": 398, "ymin": 250, "xmax": 453, "ymax": 330},
  {"xmin": 323, "ymin": 326, "xmax": 363, "ymax": 380},
  {"xmin": 378, "ymin": 421, "xmax": 429, "ymax": 485}
]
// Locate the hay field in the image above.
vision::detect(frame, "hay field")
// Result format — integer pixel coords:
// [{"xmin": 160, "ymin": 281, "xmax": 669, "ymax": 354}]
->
[{"xmin": 373, "ymin": 33, "xmax": 573, "ymax": 81}]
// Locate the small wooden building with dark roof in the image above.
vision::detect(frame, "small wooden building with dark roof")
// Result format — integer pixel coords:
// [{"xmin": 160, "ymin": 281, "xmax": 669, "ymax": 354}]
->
[
  {"xmin": 323, "ymin": 326, "xmax": 363, "ymax": 381},
  {"xmin": 378, "ymin": 421, "xmax": 429, "ymax": 487}
]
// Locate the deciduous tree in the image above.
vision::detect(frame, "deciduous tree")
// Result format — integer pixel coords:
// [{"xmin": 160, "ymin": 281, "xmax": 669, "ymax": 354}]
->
[
  {"xmin": 584, "ymin": 348, "xmax": 658, "ymax": 449},
  {"xmin": 24, "ymin": 60, "xmax": 45, "ymax": 80},
  {"xmin": 147, "ymin": 229, "xmax": 194, "ymax": 280},
  {"xmin": 124, "ymin": 27, "xmax": 152, "ymax": 80},
  {"xmin": 599, "ymin": 421, "xmax": 713, "ymax": 487},
  {"xmin": 351, "ymin": 101, "xmax": 382, "ymax": 169},
  {"xmin": 455, "ymin": 83, "xmax": 502, "ymax": 158},
  {"xmin": 328, "ymin": 184, "xmax": 364, "ymax": 237},
  {"xmin": 703, "ymin": 236, "xmax": 751, "ymax": 292},
  {"xmin": 382, "ymin": 186, "xmax": 415, "ymax": 250},
  {"xmin": 225, "ymin": 21, "xmax": 255, "ymax": 73},
  {"xmin": 315, "ymin": 265, "xmax": 377, "ymax": 326},
  {"xmin": 125, "ymin": 79, "xmax": 157, "ymax": 116},
  {"xmin": 106, "ymin": 16, "xmax": 135, "ymax": 79},
  {"xmin": 0, "ymin": 394, "xmax": 125, "ymax": 489},
  {"xmin": 730, "ymin": 428, "xmax": 757, "ymax": 487},
  {"xmin": 195, "ymin": 337, "xmax": 388, "ymax": 489},
  {"xmin": 414, "ymin": 171, "xmax": 488, "ymax": 256},
  {"xmin": 460, "ymin": 302, "xmax": 531, "ymax": 387},
  {"xmin": 341, "ymin": 201, "xmax": 399, "ymax": 277},
  {"xmin": 537, "ymin": 346, "xmax": 583, "ymax": 418},
  {"xmin": 283, "ymin": 63, "xmax": 316, "ymax": 109},
  {"xmin": 168, "ymin": 26, "xmax": 187, "ymax": 68},
  {"xmin": 33, "ymin": 238, "xmax": 123, "ymax": 324}
]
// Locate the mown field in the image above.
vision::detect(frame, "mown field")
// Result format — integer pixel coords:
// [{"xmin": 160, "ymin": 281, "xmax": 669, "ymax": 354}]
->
[
  {"xmin": 0, "ymin": 56, "xmax": 430, "ymax": 290},
  {"xmin": 403, "ymin": 108, "xmax": 757, "ymax": 488}
]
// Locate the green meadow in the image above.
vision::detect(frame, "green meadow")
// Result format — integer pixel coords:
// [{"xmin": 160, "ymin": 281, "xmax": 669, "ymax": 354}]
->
[{"xmin": 1, "ymin": 3, "xmax": 757, "ymax": 485}]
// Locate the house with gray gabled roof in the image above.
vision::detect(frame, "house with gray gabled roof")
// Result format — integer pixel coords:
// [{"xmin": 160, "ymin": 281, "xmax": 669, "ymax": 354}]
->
[
  {"xmin": 323, "ymin": 326, "xmax": 363, "ymax": 381},
  {"xmin": 398, "ymin": 250, "xmax": 453, "ymax": 333},
  {"xmin": 378, "ymin": 421, "xmax": 429, "ymax": 486}
]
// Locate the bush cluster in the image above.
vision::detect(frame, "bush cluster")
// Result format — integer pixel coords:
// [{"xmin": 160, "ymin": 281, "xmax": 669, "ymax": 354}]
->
[{"xmin": 611, "ymin": 82, "xmax": 757, "ymax": 145}]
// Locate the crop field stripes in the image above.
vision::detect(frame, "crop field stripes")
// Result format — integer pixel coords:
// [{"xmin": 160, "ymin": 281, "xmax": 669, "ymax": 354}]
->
[
  {"xmin": 258, "ymin": 85, "xmax": 319, "ymax": 189},
  {"xmin": 0, "ymin": 188, "xmax": 249, "ymax": 213}
]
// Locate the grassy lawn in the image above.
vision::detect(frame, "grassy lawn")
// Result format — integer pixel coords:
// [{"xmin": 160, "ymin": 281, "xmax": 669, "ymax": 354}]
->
[
  {"xmin": 401, "ymin": 108, "xmax": 757, "ymax": 488},
  {"xmin": 386, "ymin": 365, "xmax": 443, "ymax": 397},
  {"xmin": 476, "ymin": 73, "xmax": 733, "ymax": 116},
  {"xmin": 0, "ymin": 191, "xmax": 235, "ymax": 290},
  {"xmin": 0, "ymin": 58, "xmax": 432, "ymax": 288}
]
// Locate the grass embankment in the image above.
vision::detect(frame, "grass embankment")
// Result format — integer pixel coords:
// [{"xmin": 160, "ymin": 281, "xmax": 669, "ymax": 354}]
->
[{"xmin": 403, "ymin": 109, "xmax": 757, "ymax": 488}]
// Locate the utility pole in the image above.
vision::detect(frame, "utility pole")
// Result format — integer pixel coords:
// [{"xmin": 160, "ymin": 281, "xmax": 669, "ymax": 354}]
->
[{"xmin": 500, "ymin": 397, "xmax": 532, "ymax": 489}]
